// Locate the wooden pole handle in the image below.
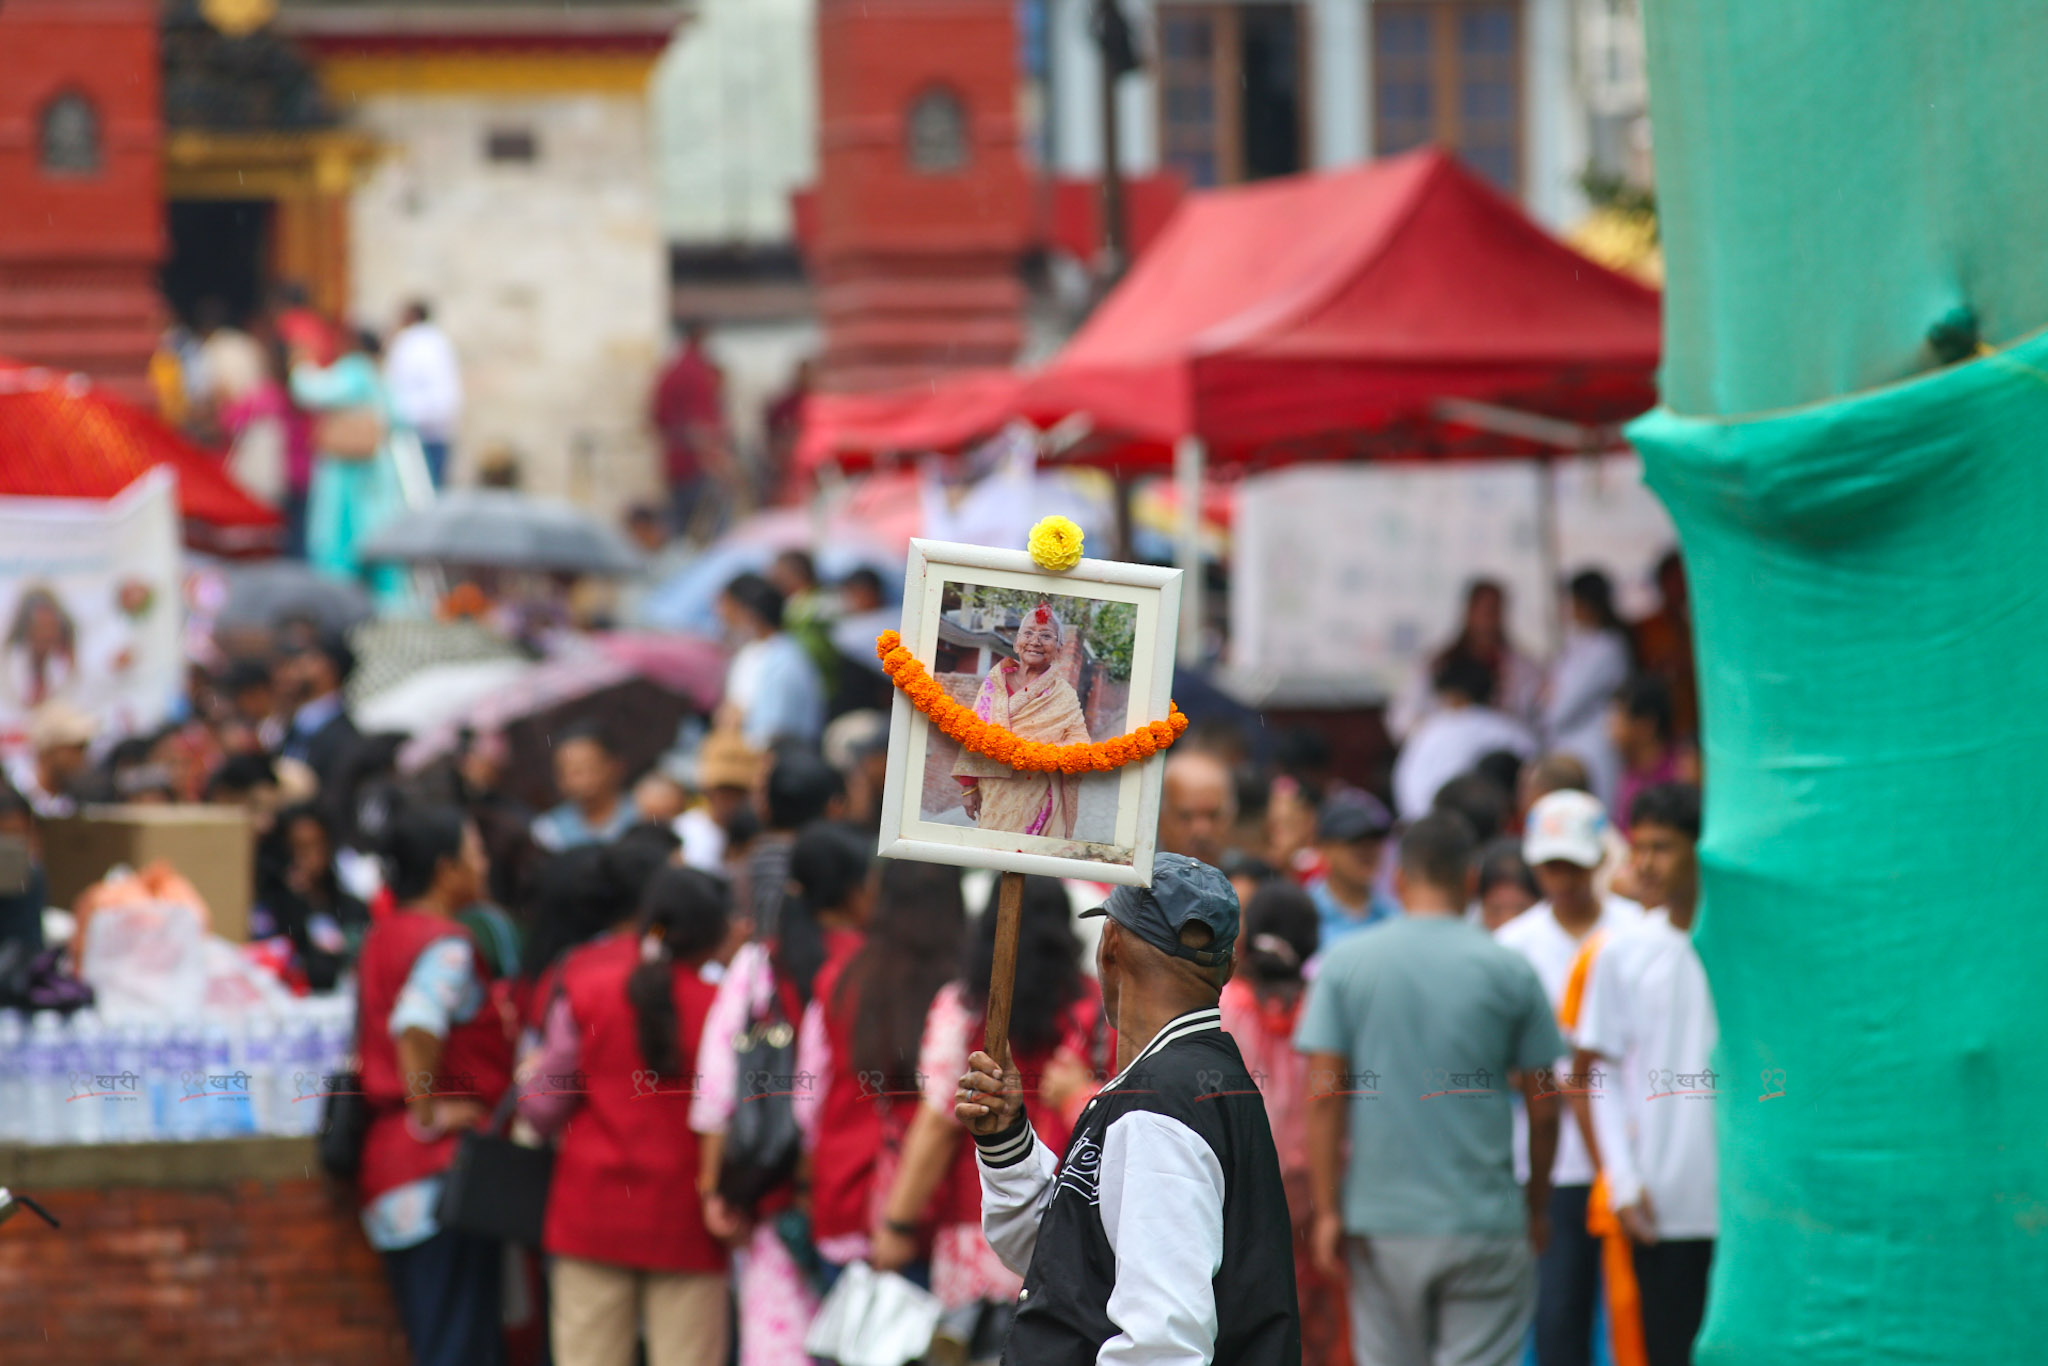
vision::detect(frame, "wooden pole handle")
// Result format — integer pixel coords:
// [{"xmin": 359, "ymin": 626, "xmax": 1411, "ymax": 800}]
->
[{"xmin": 982, "ymin": 871, "xmax": 1027, "ymax": 1070}]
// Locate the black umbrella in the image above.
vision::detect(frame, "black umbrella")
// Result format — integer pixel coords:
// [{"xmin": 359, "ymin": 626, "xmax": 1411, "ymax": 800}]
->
[
  {"xmin": 360, "ymin": 490, "xmax": 643, "ymax": 576},
  {"xmin": 215, "ymin": 559, "xmax": 374, "ymax": 634}
]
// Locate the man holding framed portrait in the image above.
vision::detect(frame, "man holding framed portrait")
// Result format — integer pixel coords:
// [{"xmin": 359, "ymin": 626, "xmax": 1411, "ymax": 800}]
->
[{"xmin": 866, "ymin": 523, "xmax": 1301, "ymax": 1364}]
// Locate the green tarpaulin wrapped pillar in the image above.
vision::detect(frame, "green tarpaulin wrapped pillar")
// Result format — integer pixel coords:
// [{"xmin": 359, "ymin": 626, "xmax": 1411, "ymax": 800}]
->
[{"xmin": 1633, "ymin": 4, "xmax": 2048, "ymax": 1362}]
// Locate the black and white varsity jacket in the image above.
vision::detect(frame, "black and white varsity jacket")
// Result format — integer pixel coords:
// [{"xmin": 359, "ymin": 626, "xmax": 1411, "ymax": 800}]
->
[{"xmin": 976, "ymin": 1006, "xmax": 1300, "ymax": 1366}]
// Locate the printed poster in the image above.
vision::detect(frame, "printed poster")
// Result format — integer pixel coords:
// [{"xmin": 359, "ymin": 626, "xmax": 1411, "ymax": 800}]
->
[
  {"xmin": 1228, "ymin": 455, "xmax": 1675, "ymax": 704},
  {"xmin": 0, "ymin": 468, "xmax": 185, "ymax": 756}
]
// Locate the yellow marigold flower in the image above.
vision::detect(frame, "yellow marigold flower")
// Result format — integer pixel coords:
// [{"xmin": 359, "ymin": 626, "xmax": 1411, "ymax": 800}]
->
[{"xmin": 1028, "ymin": 515, "xmax": 1085, "ymax": 572}]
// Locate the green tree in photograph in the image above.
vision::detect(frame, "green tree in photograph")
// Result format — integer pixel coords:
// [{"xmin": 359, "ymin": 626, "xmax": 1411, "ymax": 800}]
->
[{"xmin": 956, "ymin": 585, "xmax": 1136, "ymax": 681}]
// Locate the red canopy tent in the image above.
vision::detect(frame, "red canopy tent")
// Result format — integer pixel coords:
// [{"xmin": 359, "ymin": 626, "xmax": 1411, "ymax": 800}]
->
[
  {"xmin": 0, "ymin": 361, "xmax": 282, "ymax": 553},
  {"xmin": 799, "ymin": 148, "xmax": 1661, "ymax": 475}
]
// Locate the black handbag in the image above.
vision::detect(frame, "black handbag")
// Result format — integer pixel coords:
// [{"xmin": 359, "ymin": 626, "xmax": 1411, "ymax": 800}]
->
[
  {"xmin": 717, "ymin": 983, "xmax": 803, "ymax": 1210},
  {"xmin": 317, "ymin": 1001, "xmax": 367, "ymax": 1181},
  {"xmin": 435, "ymin": 1085, "xmax": 554, "ymax": 1246},
  {"xmin": 316, "ymin": 1065, "xmax": 369, "ymax": 1180}
]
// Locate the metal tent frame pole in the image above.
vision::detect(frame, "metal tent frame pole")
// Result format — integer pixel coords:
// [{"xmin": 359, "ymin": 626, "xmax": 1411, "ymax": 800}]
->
[
  {"xmin": 1431, "ymin": 399, "xmax": 1622, "ymax": 659},
  {"xmin": 1174, "ymin": 434, "xmax": 1205, "ymax": 668}
]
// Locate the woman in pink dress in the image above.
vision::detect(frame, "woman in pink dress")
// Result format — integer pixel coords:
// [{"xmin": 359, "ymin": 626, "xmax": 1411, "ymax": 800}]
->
[
  {"xmin": 868, "ymin": 876, "xmax": 1109, "ymax": 1351},
  {"xmin": 793, "ymin": 858, "xmax": 966, "ymax": 1285},
  {"xmin": 1609, "ymin": 674, "xmax": 1702, "ymax": 833},
  {"xmin": 691, "ymin": 824, "xmax": 871, "ymax": 1366}
]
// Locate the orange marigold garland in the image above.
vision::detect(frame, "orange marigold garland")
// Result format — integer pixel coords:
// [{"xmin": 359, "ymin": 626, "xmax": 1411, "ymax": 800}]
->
[{"xmin": 876, "ymin": 630, "xmax": 1188, "ymax": 773}]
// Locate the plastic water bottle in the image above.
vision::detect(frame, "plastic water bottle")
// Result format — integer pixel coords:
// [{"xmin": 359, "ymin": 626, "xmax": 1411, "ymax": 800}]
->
[
  {"xmin": 111, "ymin": 1017, "xmax": 153, "ymax": 1142},
  {"xmin": 22, "ymin": 1012, "xmax": 66, "ymax": 1145},
  {"xmin": 283, "ymin": 1008, "xmax": 327, "ymax": 1137},
  {"xmin": 317, "ymin": 995, "xmax": 356, "ymax": 1073},
  {"xmin": 160, "ymin": 1020, "xmax": 205, "ymax": 1142},
  {"xmin": 0, "ymin": 1011, "xmax": 24, "ymax": 1142},
  {"xmin": 200, "ymin": 1022, "xmax": 253, "ymax": 1138},
  {"xmin": 65, "ymin": 1010, "xmax": 106, "ymax": 1146},
  {"xmin": 195, "ymin": 1020, "xmax": 224, "ymax": 1139},
  {"xmin": 142, "ymin": 1017, "xmax": 173, "ymax": 1140},
  {"xmin": 241, "ymin": 1011, "xmax": 281, "ymax": 1137}
]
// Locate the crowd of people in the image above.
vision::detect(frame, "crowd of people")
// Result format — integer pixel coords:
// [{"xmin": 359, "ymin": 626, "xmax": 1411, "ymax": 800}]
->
[
  {"xmin": 154, "ymin": 284, "xmax": 824, "ymax": 610},
  {"xmin": 0, "ymin": 534, "xmax": 1716, "ymax": 1366},
  {"xmin": 1388, "ymin": 561, "xmax": 1698, "ymax": 825},
  {"xmin": 153, "ymin": 285, "xmax": 466, "ymax": 574}
]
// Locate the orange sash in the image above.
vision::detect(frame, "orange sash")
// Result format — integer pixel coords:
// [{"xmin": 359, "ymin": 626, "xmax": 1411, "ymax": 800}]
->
[{"xmin": 1562, "ymin": 932, "xmax": 1647, "ymax": 1366}]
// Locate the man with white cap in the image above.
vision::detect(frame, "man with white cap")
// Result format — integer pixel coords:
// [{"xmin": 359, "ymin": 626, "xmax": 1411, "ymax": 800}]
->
[
  {"xmin": 1495, "ymin": 790, "xmax": 1642, "ymax": 1366},
  {"xmin": 18, "ymin": 702, "xmax": 97, "ymax": 818}
]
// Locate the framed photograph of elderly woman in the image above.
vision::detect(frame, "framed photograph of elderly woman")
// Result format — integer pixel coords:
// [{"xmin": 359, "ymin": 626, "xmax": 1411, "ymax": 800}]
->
[{"xmin": 876, "ymin": 540, "xmax": 1183, "ymax": 887}]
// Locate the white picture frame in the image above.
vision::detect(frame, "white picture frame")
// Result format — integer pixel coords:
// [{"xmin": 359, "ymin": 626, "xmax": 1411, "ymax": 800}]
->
[{"xmin": 876, "ymin": 539, "xmax": 1184, "ymax": 887}]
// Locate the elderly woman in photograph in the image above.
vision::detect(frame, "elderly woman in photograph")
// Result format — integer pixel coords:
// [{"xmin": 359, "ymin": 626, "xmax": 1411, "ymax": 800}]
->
[{"xmin": 954, "ymin": 602, "xmax": 1094, "ymax": 839}]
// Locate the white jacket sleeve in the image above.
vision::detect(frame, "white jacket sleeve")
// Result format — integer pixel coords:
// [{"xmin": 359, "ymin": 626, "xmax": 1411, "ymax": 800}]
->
[
  {"xmin": 977, "ymin": 1117, "xmax": 1058, "ymax": 1277},
  {"xmin": 1098, "ymin": 1111, "xmax": 1226, "ymax": 1366}
]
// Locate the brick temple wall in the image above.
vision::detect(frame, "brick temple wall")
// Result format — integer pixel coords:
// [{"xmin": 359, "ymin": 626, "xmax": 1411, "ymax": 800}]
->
[{"xmin": 0, "ymin": 1139, "xmax": 408, "ymax": 1366}]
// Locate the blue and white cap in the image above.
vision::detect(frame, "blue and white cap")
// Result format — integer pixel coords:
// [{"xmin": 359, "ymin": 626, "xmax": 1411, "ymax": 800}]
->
[{"xmin": 1081, "ymin": 853, "xmax": 1240, "ymax": 968}]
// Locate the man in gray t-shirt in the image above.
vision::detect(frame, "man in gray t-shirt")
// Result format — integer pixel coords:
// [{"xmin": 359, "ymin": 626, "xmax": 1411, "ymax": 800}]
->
[{"xmin": 1297, "ymin": 811, "xmax": 1564, "ymax": 1366}]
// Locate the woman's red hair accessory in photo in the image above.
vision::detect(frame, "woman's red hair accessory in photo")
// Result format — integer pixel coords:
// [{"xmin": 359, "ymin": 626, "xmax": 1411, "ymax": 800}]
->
[{"xmin": 874, "ymin": 629, "xmax": 1186, "ymax": 775}]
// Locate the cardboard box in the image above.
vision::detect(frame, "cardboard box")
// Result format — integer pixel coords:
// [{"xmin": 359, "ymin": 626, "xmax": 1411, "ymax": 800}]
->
[{"xmin": 42, "ymin": 805, "xmax": 255, "ymax": 942}]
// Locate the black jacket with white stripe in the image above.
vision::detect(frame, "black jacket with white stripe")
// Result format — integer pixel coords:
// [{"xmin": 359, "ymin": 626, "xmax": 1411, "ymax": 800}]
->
[{"xmin": 976, "ymin": 1006, "xmax": 1301, "ymax": 1366}]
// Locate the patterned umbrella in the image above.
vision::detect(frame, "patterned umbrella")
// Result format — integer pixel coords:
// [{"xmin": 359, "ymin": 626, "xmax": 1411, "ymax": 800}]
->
[
  {"xmin": 346, "ymin": 618, "xmax": 526, "ymax": 707},
  {"xmin": 355, "ymin": 657, "xmax": 533, "ymax": 736}
]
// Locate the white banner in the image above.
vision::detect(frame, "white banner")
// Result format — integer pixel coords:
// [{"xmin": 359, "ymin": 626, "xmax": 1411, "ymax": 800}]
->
[
  {"xmin": 0, "ymin": 468, "xmax": 185, "ymax": 756},
  {"xmin": 1228, "ymin": 455, "xmax": 1675, "ymax": 705}
]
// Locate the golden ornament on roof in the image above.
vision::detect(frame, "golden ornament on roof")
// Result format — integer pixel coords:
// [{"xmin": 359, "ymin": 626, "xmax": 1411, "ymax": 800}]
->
[{"xmin": 202, "ymin": 0, "xmax": 279, "ymax": 40}]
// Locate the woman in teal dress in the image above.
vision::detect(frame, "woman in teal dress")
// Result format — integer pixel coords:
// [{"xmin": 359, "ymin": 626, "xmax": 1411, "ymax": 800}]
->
[{"xmin": 290, "ymin": 327, "xmax": 405, "ymax": 594}]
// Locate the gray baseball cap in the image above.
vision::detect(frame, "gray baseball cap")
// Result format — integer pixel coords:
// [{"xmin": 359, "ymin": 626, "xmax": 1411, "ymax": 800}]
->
[{"xmin": 1080, "ymin": 853, "xmax": 1240, "ymax": 968}]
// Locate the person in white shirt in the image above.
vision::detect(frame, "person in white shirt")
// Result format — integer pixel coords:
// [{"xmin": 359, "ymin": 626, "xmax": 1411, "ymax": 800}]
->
[
  {"xmin": 1572, "ymin": 782, "xmax": 1714, "ymax": 1366},
  {"xmin": 1495, "ymin": 789, "xmax": 1643, "ymax": 1366},
  {"xmin": 383, "ymin": 300, "xmax": 463, "ymax": 488},
  {"xmin": 672, "ymin": 730, "xmax": 762, "ymax": 875},
  {"xmin": 13, "ymin": 702, "xmax": 97, "ymax": 820},
  {"xmin": 1388, "ymin": 578, "xmax": 1545, "ymax": 744},
  {"xmin": 195, "ymin": 298, "xmax": 268, "ymax": 417},
  {"xmin": 1541, "ymin": 572, "xmax": 1634, "ymax": 807},
  {"xmin": 1393, "ymin": 652, "xmax": 1537, "ymax": 820}
]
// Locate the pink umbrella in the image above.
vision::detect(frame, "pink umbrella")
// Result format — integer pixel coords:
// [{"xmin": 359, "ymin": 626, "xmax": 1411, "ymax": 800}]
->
[
  {"xmin": 593, "ymin": 632, "xmax": 726, "ymax": 712},
  {"xmin": 830, "ymin": 470, "xmax": 924, "ymax": 553},
  {"xmin": 728, "ymin": 470, "xmax": 926, "ymax": 558},
  {"xmin": 399, "ymin": 639, "xmax": 721, "ymax": 807}
]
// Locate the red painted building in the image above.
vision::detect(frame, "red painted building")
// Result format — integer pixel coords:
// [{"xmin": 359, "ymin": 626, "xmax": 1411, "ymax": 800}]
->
[
  {"xmin": 813, "ymin": 0, "xmax": 1033, "ymax": 394},
  {"xmin": 0, "ymin": 0, "xmax": 165, "ymax": 403}
]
